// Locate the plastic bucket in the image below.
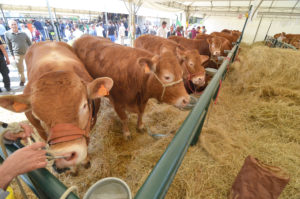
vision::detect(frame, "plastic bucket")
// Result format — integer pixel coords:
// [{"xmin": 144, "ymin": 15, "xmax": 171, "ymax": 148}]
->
[{"xmin": 83, "ymin": 177, "xmax": 132, "ymax": 199}]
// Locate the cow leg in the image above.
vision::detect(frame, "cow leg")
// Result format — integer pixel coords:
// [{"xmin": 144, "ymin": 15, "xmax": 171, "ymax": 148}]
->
[
  {"xmin": 137, "ymin": 105, "xmax": 147, "ymax": 132},
  {"xmin": 25, "ymin": 111, "xmax": 48, "ymax": 141},
  {"xmin": 112, "ymin": 104, "xmax": 131, "ymax": 140}
]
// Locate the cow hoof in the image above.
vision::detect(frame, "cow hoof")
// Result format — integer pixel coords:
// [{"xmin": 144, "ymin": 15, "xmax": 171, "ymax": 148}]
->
[
  {"xmin": 123, "ymin": 132, "xmax": 132, "ymax": 140},
  {"xmin": 137, "ymin": 124, "xmax": 146, "ymax": 133}
]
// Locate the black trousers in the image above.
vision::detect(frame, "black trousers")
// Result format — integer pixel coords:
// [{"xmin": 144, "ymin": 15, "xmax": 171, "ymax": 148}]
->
[{"xmin": 0, "ymin": 56, "xmax": 10, "ymax": 89}]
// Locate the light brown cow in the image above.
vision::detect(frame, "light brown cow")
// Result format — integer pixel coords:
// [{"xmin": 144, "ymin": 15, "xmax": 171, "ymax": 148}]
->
[
  {"xmin": 135, "ymin": 35, "xmax": 208, "ymax": 87},
  {"xmin": 0, "ymin": 42, "xmax": 113, "ymax": 172},
  {"xmin": 73, "ymin": 35, "xmax": 190, "ymax": 139}
]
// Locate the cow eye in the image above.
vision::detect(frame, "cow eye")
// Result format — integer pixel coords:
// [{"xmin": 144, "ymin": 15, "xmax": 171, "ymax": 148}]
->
[{"xmin": 164, "ymin": 75, "xmax": 171, "ymax": 82}]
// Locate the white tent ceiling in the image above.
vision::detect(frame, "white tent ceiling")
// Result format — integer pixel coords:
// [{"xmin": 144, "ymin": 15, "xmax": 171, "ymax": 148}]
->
[
  {"xmin": 149, "ymin": 0, "xmax": 300, "ymax": 18},
  {"xmin": 0, "ymin": 0, "xmax": 299, "ymax": 18}
]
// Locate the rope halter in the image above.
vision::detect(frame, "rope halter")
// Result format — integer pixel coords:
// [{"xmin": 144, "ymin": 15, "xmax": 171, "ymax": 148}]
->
[{"xmin": 152, "ymin": 72, "xmax": 183, "ymax": 101}]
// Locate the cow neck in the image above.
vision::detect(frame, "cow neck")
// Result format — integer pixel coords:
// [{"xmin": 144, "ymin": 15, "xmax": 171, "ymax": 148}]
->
[{"xmin": 47, "ymin": 100, "xmax": 94, "ymax": 145}]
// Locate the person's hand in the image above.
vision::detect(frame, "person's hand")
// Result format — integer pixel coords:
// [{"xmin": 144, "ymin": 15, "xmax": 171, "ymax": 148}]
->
[
  {"xmin": 12, "ymin": 56, "xmax": 15, "ymax": 60},
  {"xmin": 0, "ymin": 142, "xmax": 47, "ymax": 189},
  {"xmin": 5, "ymin": 58, "xmax": 10, "ymax": 65},
  {"xmin": 3, "ymin": 123, "xmax": 33, "ymax": 141},
  {"xmin": 3, "ymin": 142, "xmax": 47, "ymax": 176}
]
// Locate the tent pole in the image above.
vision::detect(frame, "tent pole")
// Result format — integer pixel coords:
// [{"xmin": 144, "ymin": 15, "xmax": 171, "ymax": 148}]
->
[
  {"xmin": 252, "ymin": 15, "xmax": 263, "ymax": 43},
  {"xmin": 265, "ymin": 19, "xmax": 273, "ymax": 38},
  {"xmin": 45, "ymin": 0, "xmax": 59, "ymax": 41},
  {"xmin": 0, "ymin": 5, "xmax": 8, "ymax": 28}
]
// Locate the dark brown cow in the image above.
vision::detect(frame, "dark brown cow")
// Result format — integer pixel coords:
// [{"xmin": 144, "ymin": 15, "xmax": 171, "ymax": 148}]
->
[
  {"xmin": 73, "ymin": 35, "xmax": 190, "ymax": 139},
  {"xmin": 0, "ymin": 42, "xmax": 113, "ymax": 171},
  {"xmin": 135, "ymin": 35, "xmax": 208, "ymax": 87}
]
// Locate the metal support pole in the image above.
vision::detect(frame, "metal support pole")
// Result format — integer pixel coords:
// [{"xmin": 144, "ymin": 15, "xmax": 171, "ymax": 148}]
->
[
  {"xmin": 253, "ymin": 15, "xmax": 263, "ymax": 43},
  {"xmin": 46, "ymin": 0, "xmax": 59, "ymax": 41},
  {"xmin": 265, "ymin": 19, "xmax": 273, "ymax": 38},
  {"xmin": 0, "ymin": 5, "xmax": 8, "ymax": 29}
]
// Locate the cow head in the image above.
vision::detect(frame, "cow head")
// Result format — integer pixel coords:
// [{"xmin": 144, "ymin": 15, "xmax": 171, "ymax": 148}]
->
[
  {"xmin": 0, "ymin": 71, "xmax": 113, "ymax": 169},
  {"xmin": 176, "ymin": 48, "xmax": 208, "ymax": 87},
  {"xmin": 207, "ymin": 37, "xmax": 223, "ymax": 57},
  {"xmin": 139, "ymin": 48, "xmax": 190, "ymax": 108}
]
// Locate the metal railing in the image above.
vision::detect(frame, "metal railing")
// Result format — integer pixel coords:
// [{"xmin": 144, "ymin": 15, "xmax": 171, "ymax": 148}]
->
[
  {"xmin": 134, "ymin": 6, "xmax": 251, "ymax": 198},
  {"xmin": 264, "ymin": 36, "xmax": 297, "ymax": 50}
]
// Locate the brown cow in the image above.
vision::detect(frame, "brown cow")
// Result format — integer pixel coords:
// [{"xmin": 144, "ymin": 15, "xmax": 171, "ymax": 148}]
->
[
  {"xmin": 0, "ymin": 42, "xmax": 113, "ymax": 172},
  {"xmin": 135, "ymin": 35, "xmax": 209, "ymax": 87},
  {"xmin": 211, "ymin": 32, "xmax": 237, "ymax": 44},
  {"xmin": 73, "ymin": 35, "xmax": 190, "ymax": 139},
  {"xmin": 170, "ymin": 35, "xmax": 232, "ymax": 57}
]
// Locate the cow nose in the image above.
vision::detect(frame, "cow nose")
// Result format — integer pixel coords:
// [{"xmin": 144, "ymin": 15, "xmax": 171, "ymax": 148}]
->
[
  {"xmin": 214, "ymin": 51, "xmax": 221, "ymax": 56},
  {"xmin": 54, "ymin": 151, "xmax": 78, "ymax": 169}
]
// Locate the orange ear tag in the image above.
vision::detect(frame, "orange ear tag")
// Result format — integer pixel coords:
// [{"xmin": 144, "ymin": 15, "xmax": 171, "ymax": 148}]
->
[
  {"xmin": 144, "ymin": 66, "xmax": 150, "ymax": 73},
  {"xmin": 13, "ymin": 102, "xmax": 28, "ymax": 112},
  {"xmin": 98, "ymin": 85, "xmax": 109, "ymax": 96}
]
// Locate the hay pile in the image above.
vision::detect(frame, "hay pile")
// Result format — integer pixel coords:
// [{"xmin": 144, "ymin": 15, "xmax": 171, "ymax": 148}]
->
[{"xmin": 11, "ymin": 44, "xmax": 300, "ymax": 199}]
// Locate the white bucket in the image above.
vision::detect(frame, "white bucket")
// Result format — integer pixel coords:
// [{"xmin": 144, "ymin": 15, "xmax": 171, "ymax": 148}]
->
[{"xmin": 83, "ymin": 177, "xmax": 132, "ymax": 199}]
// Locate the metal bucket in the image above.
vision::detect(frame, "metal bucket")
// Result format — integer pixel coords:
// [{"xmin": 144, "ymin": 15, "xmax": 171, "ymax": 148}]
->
[{"xmin": 83, "ymin": 177, "xmax": 132, "ymax": 199}]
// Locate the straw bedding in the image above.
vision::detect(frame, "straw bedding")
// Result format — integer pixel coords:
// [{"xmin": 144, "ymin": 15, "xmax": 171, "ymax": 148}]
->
[{"xmin": 11, "ymin": 44, "xmax": 300, "ymax": 199}]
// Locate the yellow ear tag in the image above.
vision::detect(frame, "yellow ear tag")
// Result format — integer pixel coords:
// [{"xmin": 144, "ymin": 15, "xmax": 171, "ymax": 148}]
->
[
  {"xmin": 144, "ymin": 66, "xmax": 150, "ymax": 73},
  {"xmin": 98, "ymin": 85, "xmax": 109, "ymax": 96},
  {"xmin": 13, "ymin": 102, "xmax": 28, "ymax": 112}
]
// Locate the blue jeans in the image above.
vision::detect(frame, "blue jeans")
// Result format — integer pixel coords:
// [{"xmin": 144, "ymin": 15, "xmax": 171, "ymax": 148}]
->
[
  {"xmin": 39, "ymin": 29, "xmax": 46, "ymax": 41},
  {"xmin": 108, "ymin": 35, "xmax": 115, "ymax": 42}
]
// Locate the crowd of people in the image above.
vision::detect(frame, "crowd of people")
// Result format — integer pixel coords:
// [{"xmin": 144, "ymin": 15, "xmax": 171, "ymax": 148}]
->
[{"xmin": 0, "ymin": 17, "xmax": 208, "ymax": 93}]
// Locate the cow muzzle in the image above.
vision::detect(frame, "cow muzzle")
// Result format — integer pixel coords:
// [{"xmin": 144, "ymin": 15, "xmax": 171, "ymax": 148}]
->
[{"xmin": 192, "ymin": 75, "xmax": 206, "ymax": 86}]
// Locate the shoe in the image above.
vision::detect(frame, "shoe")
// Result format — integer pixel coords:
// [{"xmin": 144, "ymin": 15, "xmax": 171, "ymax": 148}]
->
[
  {"xmin": 20, "ymin": 82, "xmax": 25, "ymax": 86},
  {"xmin": 5, "ymin": 87, "xmax": 11, "ymax": 92}
]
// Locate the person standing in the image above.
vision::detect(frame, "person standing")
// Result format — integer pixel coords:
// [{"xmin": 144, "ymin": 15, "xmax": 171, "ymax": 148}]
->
[
  {"xmin": 89, "ymin": 24, "xmax": 97, "ymax": 36},
  {"xmin": 167, "ymin": 26, "xmax": 176, "ymax": 38},
  {"xmin": 107, "ymin": 21, "xmax": 116, "ymax": 42},
  {"xmin": 5, "ymin": 20, "xmax": 31, "ymax": 86},
  {"xmin": 157, "ymin": 21, "xmax": 168, "ymax": 38},
  {"xmin": 0, "ymin": 38, "xmax": 10, "ymax": 92},
  {"xmin": 202, "ymin": 26, "xmax": 207, "ymax": 34},
  {"xmin": 33, "ymin": 19, "xmax": 46, "ymax": 41},
  {"xmin": 119, "ymin": 23, "xmax": 126, "ymax": 45},
  {"xmin": 72, "ymin": 23, "xmax": 83, "ymax": 40},
  {"xmin": 20, "ymin": 24, "xmax": 32, "ymax": 41},
  {"xmin": 96, "ymin": 23, "xmax": 104, "ymax": 37}
]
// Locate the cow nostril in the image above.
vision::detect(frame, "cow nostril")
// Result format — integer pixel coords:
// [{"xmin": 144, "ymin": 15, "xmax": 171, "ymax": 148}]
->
[{"xmin": 65, "ymin": 152, "xmax": 77, "ymax": 161}]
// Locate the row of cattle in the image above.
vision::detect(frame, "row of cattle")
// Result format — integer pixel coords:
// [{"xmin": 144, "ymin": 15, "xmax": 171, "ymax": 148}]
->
[
  {"xmin": 0, "ymin": 29, "xmax": 240, "ymax": 173},
  {"xmin": 274, "ymin": 32, "xmax": 300, "ymax": 49}
]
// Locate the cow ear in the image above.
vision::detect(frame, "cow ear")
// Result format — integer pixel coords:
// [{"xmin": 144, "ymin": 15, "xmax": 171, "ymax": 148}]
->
[
  {"xmin": 138, "ymin": 57, "xmax": 156, "ymax": 73},
  {"xmin": 0, "ymin": 95, "xmax": 31, "ymax": 113},
  {"xmin": 200, "ymin": 55, "xmax": 210, "ymax": 64},
  {"xmin": 87, "ymin": 77, "xmax": 114, "ymax": 99},
  {"xmin": 176, "ymin": 47, "xmax": 186, "ymax": 61}
]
